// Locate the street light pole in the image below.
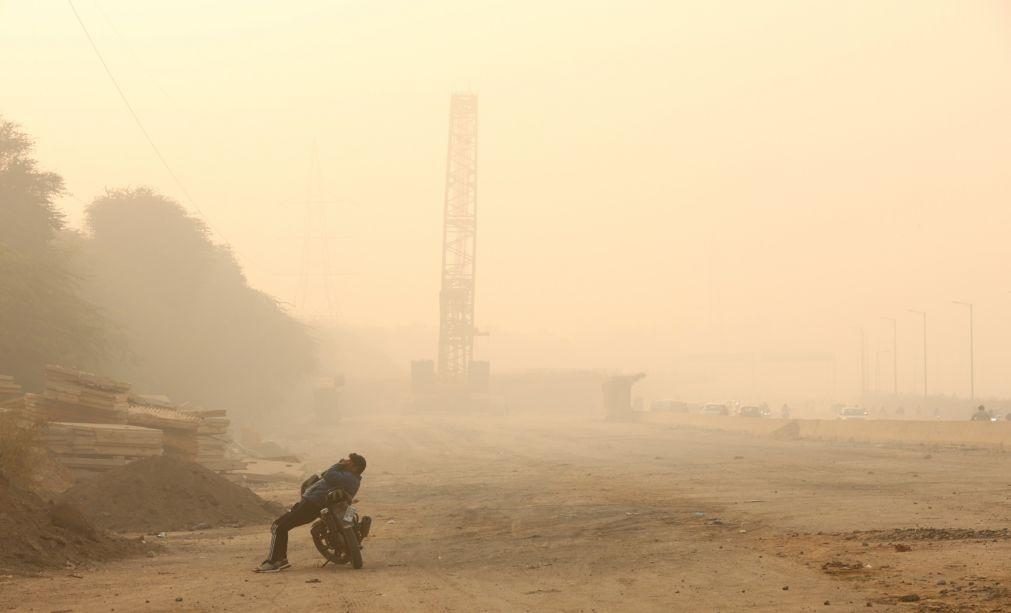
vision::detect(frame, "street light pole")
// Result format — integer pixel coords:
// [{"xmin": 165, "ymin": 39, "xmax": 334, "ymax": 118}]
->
[
  {"xmin": 859, "ymin": 327, "xmax": 867, "ymax": 399},
  {"xmin": 882, "ymin": 317, "xmax": 897, "ymax": 396},
  {"xmin": 953, "ymin": 301, "xmax": 975, "ymax": 401},
  {"xmin": 908, "ymin": 309, "xmax": 927, "ymax": 398}
]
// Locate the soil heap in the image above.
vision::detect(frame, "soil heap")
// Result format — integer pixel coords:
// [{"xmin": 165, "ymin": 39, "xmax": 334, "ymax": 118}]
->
[
  {"xmin": 61, "ymin": 455, "xmax": 279, "ymax": 532},
  {"xmin": 0, "ymin": 476, "xmax": 147, "ymax": 573}
]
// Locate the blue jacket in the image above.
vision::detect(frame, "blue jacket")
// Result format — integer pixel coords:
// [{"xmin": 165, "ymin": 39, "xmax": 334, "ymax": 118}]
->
[{"xmin": 302, "ymin": 463, "xmax": 361, "ymax": 507}]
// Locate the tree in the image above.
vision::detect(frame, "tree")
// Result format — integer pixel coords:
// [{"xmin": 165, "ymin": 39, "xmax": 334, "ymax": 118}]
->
[
  {"xmin": 0, "ymin": 119, "xmax": 104, "ymax": 389},
  {"xmin": 82, "ymin": 188, "xmax": 316, "ymax": 419}
]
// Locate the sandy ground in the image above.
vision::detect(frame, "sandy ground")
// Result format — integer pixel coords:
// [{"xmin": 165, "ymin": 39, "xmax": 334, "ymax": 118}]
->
[{"xmin": 3, "ymin": 413, "xmax": 1011, "ymax": 612}]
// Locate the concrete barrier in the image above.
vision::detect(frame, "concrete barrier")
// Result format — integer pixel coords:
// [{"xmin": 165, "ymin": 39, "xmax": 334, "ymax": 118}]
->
[{"xmin": 646, "ymin": 413, "xmax": 1011, "ymax": 448}]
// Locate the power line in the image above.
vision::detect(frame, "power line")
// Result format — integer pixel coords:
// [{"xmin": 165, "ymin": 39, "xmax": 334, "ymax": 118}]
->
[
  {"xmin": 65, "ymin": 0, "xmax": 225, "ymax": 242},
  {"xmin": 92, "ymin": 0, "xmax": 181, "ymax": 109}
]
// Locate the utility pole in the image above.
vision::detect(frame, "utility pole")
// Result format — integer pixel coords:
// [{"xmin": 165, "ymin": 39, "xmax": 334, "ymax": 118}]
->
[
  {"xmin": 953, "ymin": 301, "xmax": 975, "ymax": 401},
  {"xmin": 908, "ymin": 310, "xmax": 927, "ymax": 399},
  {"xmin": 882, "ymin": 317, "xmax": 897, "ymax": 396},
  {"xmin": 874, "ymin": 347, "xmax": 882, "ymax": 393},
  {"xmin": 859, "ymin": 327, "xmax": 868, "ymax": 399}
]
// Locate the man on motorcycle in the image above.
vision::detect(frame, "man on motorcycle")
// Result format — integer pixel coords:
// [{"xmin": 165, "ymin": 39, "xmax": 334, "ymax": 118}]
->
[{"xmin": 255, "ymin": 452, "xmax": 366, "ymax": 573}]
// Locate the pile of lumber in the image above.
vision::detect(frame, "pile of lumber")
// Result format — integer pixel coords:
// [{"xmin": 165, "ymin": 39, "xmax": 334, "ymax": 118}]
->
[
  {"xmin": 31, "ymin": 365, "xmax": 130, "ymax": 424},
  {"xmin": 126, "ymin": 404, "xmax": 245, "ymax": 473},
  {"xmin": 42, "ymin": 422, "xmax": 163, "ymax": 479},
  {"xmin": 0, "ymin": 375, "xmax": 24, "ymax": 411},
  {"xmin": 127, "ymin": 404, "xmax": 201, "ymax": 433},
  {"xmin": 187, "ymin": 409, "xmax": 246, "ymax": 472},
  {"xmin": 9, "ymin": 364, "xmax": 245, "ymax": 476},
  {"xmin": 0, "ymin": 375, "xmax": 22, "ymax": 404},
  {"xmin": 128, "ymin": 404, "xmax": 199, "ymax": 458}
]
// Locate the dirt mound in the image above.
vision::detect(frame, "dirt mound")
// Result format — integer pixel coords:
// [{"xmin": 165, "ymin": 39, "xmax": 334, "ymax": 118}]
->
[
  {"xmin": 61, "ymin": 456, "xmax": 279, "ymax": 532},
  {"xmin": 0, "ymin": 476, "xmax": 148, "ymax": 574}
]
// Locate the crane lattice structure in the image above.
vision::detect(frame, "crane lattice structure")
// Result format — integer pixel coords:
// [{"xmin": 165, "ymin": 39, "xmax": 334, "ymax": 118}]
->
[{"xmin": 437, "ymin": 93, "xmax": 479, "ymax": 384}]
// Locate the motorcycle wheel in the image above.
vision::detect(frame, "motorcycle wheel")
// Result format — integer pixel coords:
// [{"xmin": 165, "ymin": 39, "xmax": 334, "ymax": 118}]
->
[
  {"xmin": 342, "ymin": 525, "xmax": 364, "ymax": 569},
  {"xmin": 310, "ymin": 520, "xmax": 349, "ymax": 565}
]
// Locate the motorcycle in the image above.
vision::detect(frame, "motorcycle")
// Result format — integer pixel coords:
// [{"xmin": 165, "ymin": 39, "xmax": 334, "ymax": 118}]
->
[{"xmin": 301, "ymin": 475, "xmax": 372, "ymax": 569}]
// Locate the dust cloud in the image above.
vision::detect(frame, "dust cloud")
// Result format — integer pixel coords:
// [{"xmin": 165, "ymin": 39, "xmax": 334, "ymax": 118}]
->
[
  {"xmin": 5, "ymin": 2, "xmax": 1011, "ymax": 407},
  {"xmin": 4, "ymin": 2, "xmax": 1011, "ymax": 611}
]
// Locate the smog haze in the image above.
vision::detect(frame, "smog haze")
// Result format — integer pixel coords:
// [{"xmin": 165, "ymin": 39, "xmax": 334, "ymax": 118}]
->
[{"xmin": 4, "ymin": 1, "xmax": 1011, "ymax": 402}]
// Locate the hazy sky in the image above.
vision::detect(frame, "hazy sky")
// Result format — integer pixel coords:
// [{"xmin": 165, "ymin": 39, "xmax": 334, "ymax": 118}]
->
[{"xmin": 4, "ymin": 1, "xmax": 1011, "ymax": 398}]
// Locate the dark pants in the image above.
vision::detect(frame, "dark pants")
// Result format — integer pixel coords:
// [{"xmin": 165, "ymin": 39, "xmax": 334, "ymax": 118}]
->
[{"xmin": 267, "ymin": 500, "xmax": 320, "ymax": 562}]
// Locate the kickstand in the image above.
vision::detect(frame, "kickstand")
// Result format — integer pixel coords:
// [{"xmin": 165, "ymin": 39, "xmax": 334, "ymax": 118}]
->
[{"xmin": 320, "ymin": 559, "xmax": 330, "ymax": 568}]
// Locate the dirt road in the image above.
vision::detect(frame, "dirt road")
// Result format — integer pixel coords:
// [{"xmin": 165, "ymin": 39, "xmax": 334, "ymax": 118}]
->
[{"xmin": 4, "ymin": 413, "xmax": 1011, "ymax": 612}]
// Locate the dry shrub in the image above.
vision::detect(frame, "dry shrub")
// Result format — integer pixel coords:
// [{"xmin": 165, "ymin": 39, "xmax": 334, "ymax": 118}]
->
[{"xmin": 0, "ymin": 410, "xmax": 43, "ymax": 486}]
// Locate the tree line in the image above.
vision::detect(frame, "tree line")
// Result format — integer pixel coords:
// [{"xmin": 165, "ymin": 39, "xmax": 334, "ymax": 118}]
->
[{"xmin": 0, "ymin": 118, "xmax": 316, "ymax": 419}]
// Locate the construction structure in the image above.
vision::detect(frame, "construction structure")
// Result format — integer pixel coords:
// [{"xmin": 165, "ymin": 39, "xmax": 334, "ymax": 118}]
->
[
  {"xmin": 602, "ymin": 373, "xmax": 646, "ymax": 421},
  {"xmin": 410, "ymin": 93, "xmax": 498, "ymax": 408},
  {"xmin": 437, "ymin": 93, "xmax": 480, "ymax": 385}
]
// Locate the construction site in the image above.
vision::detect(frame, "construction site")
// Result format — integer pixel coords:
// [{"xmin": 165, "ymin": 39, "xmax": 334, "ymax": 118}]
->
[{"xmin": 6, "ymin": 2, "xmax": 1011, "ymax": 612}]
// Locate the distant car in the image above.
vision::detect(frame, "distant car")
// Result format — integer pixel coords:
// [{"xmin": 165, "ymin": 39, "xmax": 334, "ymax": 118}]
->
[
  {"xmin": 838, "ymin": 407, "xmax": 868, "ymax": 420},
  {"xmin": 650, "ymin": 400, "xmax": 688, "ymax": 412},
  {"xmin": 701, "ymin": 403, "xmax": 729, "ymax": 416},
  {"xmin": 738, "ymin": 405, "xmax": 770, "ymax": 418}
]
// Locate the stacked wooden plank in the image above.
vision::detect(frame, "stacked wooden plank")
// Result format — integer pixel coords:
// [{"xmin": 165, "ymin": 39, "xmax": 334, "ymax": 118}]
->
[
  {"xmin": 0, "ymin": 375, "xmax": 22, "ymax": 404},
  {"xmin": 127, "ymin": 404, "xmax": 200, "ymax": 460},
  {"xmin": 0, "ymin": 375, "xmax": 25, "ymax": 414},
  {"xmin": 186, "ymin": 409, "xmax": 245, "ymax": 472},
  {"xmin": 127, "ymin": 404, "xmax": 200, "ymax": 433},
  {"xmin": 33, "ymin": 365, "xmax": 130, "ymax": 424},
  {"xmin": 42, "ymin": 422, "xmax": 163, "ymax": 479},
  {"xmin": 127, "ymin": 404, "xmax": 245, "ymax": 473}
]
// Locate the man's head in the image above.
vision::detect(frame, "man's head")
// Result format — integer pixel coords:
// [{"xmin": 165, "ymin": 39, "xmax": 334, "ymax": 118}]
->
[{"xmin": 339, "ymin": 452, "xmax": 367, "ymax": 474}]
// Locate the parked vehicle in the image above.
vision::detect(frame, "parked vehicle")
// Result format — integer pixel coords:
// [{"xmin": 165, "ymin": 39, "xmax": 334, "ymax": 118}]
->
[
  {"xmin": 738, "ymin": 405, "xmax": 770, "ymax": 418},
  {"xmin": 838, "ymin": 406, "xmax": 868, "ymax": 420},
  {"xmin": 701, "ymin": 403, "xmax": 729, "ymax": 416}
]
